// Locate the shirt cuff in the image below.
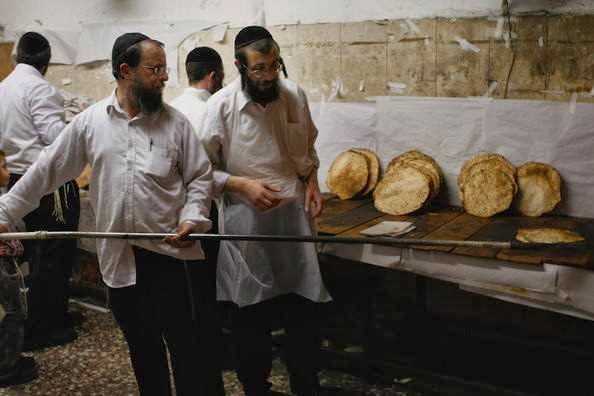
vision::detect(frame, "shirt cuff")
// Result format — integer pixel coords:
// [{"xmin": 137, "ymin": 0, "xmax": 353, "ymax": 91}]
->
[{"xmin": 213, "ymin": 170, "xmax": 230, "ymax": 196}]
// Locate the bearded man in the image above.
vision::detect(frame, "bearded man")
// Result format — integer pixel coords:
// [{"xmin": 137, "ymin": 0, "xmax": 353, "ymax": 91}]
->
[
  {"xmin": 200, "ymin": 26, "xmax": 331, "ymax": 396},
  {"xmin": 0, "ymin": 33, "xmax": 220, "ymax": 396}
]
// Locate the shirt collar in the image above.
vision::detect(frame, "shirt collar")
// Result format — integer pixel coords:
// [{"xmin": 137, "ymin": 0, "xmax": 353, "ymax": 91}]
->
[
  {"xmin": 183, "ymin": 87, "xmax": 211, "ymax": 102},
  {"xmin": 15, "ymin": 63, "xmax": 43, "ymax": 78},
  {"xmin": 106, "ymin": 88, "xmax": 162, "ymax": 121}
]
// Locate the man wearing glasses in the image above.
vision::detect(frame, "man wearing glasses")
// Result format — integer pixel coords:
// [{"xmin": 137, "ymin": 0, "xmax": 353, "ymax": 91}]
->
[
  {"xmin": 201, "ymin": 26, "xmax": 331, "ymax": 396},
  {"xmin": 0, "ymin": 33, "xmax": 220, "ymax": 395}
]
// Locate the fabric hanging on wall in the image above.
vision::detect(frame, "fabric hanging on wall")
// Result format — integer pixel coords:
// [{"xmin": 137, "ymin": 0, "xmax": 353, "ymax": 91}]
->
[{"xmin": 9, "ymin": 29, "xmax": 80, "ymax": 65}]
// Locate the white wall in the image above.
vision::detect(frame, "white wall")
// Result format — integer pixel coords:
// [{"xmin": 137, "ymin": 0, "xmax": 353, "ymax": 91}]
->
[{"xmin": 2, "ymin": 0, "xmax": 594, "ymax": 41}]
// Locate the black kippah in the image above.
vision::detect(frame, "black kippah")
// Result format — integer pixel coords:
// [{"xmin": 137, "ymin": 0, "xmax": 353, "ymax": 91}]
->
[
  {"xmin": 185, "ymin": 46, "xmax": 222, "ymax": 66},
  {"xmin": 111, "ymin": 32, "xmax": 150, "ymax": 67},
  {"xmin": 18, "ymin": 32, "xmax": 49, "ymax": 54},
  {"xmin": 234, "ymin": 26, "xmax": 273, "ymax": 50}
]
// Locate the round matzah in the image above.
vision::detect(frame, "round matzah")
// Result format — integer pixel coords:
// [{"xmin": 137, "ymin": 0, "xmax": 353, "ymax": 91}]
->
[
  {"xmin": 351, "ymin": 148, "xmax": 380, "ymax": 196},
  {"xmin": 516, "ymin": 227, "xmax": 584, "ymax": 244},
  {"xmin": 388, "ymin": 150, "xmax": 442, "ymax": 199},
  {"xmin": 458, "ymin": 153, "xmax": 517, "ymax": 199},
  {"xmin": 461, "ymin": 167, "xmax": 515, "ymax": 217},
  {"xmin": 515, "ymin": 162, "xmax": 562, "ymax": 217},
  {"xmin": 458, "ymin": 153, "xmax": 516, "ymax": 185},
  {"xmin": 373, "ymin": 165, "xmax": 431, "ymax": 215},
  {"xmin": 326, "ymin": 150, "xmax": 369, "ymax": 200}
]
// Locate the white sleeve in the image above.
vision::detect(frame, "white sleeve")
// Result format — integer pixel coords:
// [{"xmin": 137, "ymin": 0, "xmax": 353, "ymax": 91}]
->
[
  {"xmin": 30, "ymin": 82, "xmax": 67, "ymax": 145},
  {"xmin": 0, "ymin": 116, "xmax": 87, "ymax": 227},
  {"xmin": 199, "ymin": 101, "xmax": 230, "ymax": 196}
]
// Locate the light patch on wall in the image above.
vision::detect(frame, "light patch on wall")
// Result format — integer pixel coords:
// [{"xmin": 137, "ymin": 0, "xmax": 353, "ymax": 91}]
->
[
  {"xmin": 454, "ymin": 36, "xmax": 480, "ymax": 53},
  {"xmin": 387, "ymin": 82, "xmax": 407, "ymax": 94},
  {"xmin": 61, "ymin": 77, "xmax": 72, "ymax": 85}
]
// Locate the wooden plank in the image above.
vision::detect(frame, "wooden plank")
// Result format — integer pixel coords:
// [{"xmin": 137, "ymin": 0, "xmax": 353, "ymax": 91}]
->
[
  {"xmin": 339, "ymin": 213, "xmax": 410, "ymax": 237},
  {"xmin": 317, "ymin": 202, "xmax": 384, "ymax": 235},
  {"xmin": 452, "ymin": 215, "xmax": 550, "ymax": 259},
  {"xmin": 496, "ymin": 216, "xmax": 594, "ymax": 268},
  {"xmin": 317, "ymin": 197, "xmax": 370, "ymax": 221},
  {"xmin": 415, "ymin": 213, "xmax": 491, "ymax": 253},
  {"xmin": 0, "ymin": 43, "xmax": 15, "ymax": 82}
]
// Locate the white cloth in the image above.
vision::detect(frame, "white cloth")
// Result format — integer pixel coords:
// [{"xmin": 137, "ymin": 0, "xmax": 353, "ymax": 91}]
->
[
  {"xmin": 201, "ymin": 77, "xmax": 330, "ymax": 307},
  {"xmin": 0, "ymin": 64, "xmax": 67, "ymax": 174},
  {"xmin": 169, "ymin": 87, "xmax": 211, "ymax": 134},
  {"xmin": 0, "ymin": 90, "xmax": 214, "ymax": 288}
]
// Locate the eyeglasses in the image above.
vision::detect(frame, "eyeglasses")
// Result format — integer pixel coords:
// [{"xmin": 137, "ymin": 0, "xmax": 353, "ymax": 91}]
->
[
  {"xmin": 241, "ymin": 60, "xmax": 282, "ymax": 78},
  {"xmin": 142, "ymin": 64, "xmax": 170, "ymax": 77}
]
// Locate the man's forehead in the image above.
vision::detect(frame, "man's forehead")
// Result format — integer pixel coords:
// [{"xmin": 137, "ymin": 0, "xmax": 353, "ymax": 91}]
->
[
  {"xmin": 245, "ymin": 45, "xmax": 280, "ymax": 63},
  {"xmin": 140, "ymin": 41, "xmax": 166, "ymax": 63}
]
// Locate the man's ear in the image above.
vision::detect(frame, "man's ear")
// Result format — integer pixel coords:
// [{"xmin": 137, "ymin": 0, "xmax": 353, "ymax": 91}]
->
[
  {"xmin": 119, "ymin": 63, "xmax": 132, "ymax": 80},
  {"xmin": 234, "ymin": 59, "xmax": 241, "ymax": 70},
  {"xmin": 207, "ymin": 70, "xmax": 217, "ymax": 82}
]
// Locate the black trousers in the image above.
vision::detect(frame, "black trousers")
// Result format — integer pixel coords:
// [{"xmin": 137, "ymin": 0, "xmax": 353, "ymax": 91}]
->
[
  {"xmin": 109, "ymin": 247, "xmax": 223, "ymax": 396},
  {"xmin": 233, "ymin": 294, "xmax": 322, "ymax": 396},
  {"xmin": 8, "ymin": 174, "xmax": 80, "ymax": 338}
]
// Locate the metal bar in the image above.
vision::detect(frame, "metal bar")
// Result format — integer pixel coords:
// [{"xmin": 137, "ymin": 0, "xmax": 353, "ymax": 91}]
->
[
  {"xmin": 0, "ymin": 231, "xmax": 587, "ymax": 249},
  {"xmin": 0, "ymin": 231, "xmax": 513, "ymax": 248}
]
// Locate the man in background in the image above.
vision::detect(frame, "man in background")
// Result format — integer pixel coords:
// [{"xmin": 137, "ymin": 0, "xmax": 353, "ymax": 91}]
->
[{"xmin": 0, "ymin": 31, "xmax": 80, "ymax": 350}]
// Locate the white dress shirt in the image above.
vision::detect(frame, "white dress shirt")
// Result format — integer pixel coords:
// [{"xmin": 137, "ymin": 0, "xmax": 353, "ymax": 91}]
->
[
  {"xmin": 200, "ymin": 77, "xmax": 330, "ymax": 306},
  {"xmin": 169, "ymin": 87, "xmax": 211, "ymax": 134},
  {"xmin": 0, "ymin": 63, "xmax": 67, "ymax": 174},
  {"xmin": 0, "ymin": 90, "xmax": 214, "ymax": 288}
]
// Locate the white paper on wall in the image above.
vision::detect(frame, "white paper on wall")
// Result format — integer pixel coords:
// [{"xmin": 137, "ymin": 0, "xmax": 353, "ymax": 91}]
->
[
  {"xmin": 312, "ymin": 97, "xmax": 594, "ymax": 218},
  {"xmin": 10, "ymin": 29, "xmax": 80, "ymax": 65}
]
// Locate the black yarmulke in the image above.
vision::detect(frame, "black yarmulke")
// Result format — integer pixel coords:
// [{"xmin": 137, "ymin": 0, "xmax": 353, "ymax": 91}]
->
[
  {"xmin": 17, "ymin": 32, "xmax": 49, "ymax": 54},
  {"xmin": 234, "ymin": 26, "xmax": 273, "ymax": 49},
  {"xmin": 186, "ymin": 46, "xmax": 222, "ymax": 66},
  {"xmin": 111, "ymin": 32, "xmax": 150, "ymax": 66}
]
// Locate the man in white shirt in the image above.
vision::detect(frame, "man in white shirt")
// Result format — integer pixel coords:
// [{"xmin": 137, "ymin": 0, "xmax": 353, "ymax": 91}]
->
[
  {"xmin": 0, "ymin": 31, "xmax": 80, "ymax": 350},
  {"xmin": 201, "ymin": 26, "xmax": 331, "ymax": 396},
  {"xmin": 0, "ymin": 32, "xmax": 220, "ymax": 396},
  {"xmin": 170, "ymin": 46, "xmax": 224, "ymax": 132},
  {"xmin": 170, "ymin": 45, "xmax": 226, "ymax": 394}
]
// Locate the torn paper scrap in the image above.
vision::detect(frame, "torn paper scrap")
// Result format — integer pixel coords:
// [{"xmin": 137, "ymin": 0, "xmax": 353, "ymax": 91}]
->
[
  {"xmin": 360, "ymin": 221, "xmax": 415, "ymax": 237},
  {"xmin": 328, "ymin": 78, "xmax": 347, "ymax": 101},
  {"xmin": 454, "ymin": 36, "xmax": 480, "ymax": 53},
  {"xmin": 387, "ymin": 82, "xmax": 407, "ymax": 94},
  {"xmin": 359, "ymin": 80, "xmax": 365, "ymax": 92},
  {"xmin": 483, "ymin": 81, "xmax": 497, "ymax": 97},
  {"xmin": 212, "ymin": 23, "xmax": 227, "ymax": 43},
  {"xmin": 493, "ymin": 17, "xmax": 504, "ymax": 40},
  {"xmin": 405, "ymin": 19, "xmax": 421, "ymax": 34},
  {"xmin": 61, "ymin": 77, "xmax": 72, "ymax": 85},
  {"xmin": 569, "ymin": 92, "xmax": 578, "ymax": 114}
]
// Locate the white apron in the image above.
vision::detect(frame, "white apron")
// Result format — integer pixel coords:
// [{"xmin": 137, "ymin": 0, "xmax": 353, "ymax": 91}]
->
[{"xmin": 216, "ymin": 102, "xmax": 331, "ymax": 307}]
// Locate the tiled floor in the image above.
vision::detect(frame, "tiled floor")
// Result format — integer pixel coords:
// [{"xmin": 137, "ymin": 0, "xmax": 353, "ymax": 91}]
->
[{"xmin": 0, "ymin": 309, "xmax": 417, "ymax": 396}]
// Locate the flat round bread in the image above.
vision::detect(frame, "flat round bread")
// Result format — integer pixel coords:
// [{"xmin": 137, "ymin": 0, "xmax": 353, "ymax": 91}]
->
[
  {"xmin": 351, "ymin": 148, "xmax": 380, "ymax": 196},
  {"xmin": 326, "ymin": 150, "xmax": 369, "ymax": 200},
  {"xmin": 458, "ymin": 153, "xmax": 516, "ymax": 191},
  {"xmin": 388, "ymin": 150, "xmax": 442, "ymax": 199},
  {"xmin": 462, "ymin": 167, "xmax": 515, "ymax": 217},
  {"xmin": 515, "ymin": 162, "xmax": 562, "ymax": 217},
  {"xmin": 373, "ymin": 165, "xmax": 431, "ymax": 215},
  {"xmin": 516, "ymin": 227, "xmax": 585, "ymax": 244}
]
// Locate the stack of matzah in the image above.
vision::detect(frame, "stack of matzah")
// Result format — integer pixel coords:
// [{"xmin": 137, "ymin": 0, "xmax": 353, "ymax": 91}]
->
[
  {"xmin": 373, "ymin": 150, "xmax": 442, "ymax": 215},
  {"xmin": 458, "ymin": 153, "xmax": 517, "ymax": 217},
  {"xmin": 326, "ymin": 149, "xmax": 381, "ymax": 200},
  {"xmin": 515, "ymin": 162, "xmax": 562, "ymax": 217}
]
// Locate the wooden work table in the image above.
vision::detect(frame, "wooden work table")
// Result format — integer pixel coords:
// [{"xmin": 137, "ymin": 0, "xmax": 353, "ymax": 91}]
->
[{"xmin": 316, "ymin": 194, "xmax": 594, "ymax": 270}]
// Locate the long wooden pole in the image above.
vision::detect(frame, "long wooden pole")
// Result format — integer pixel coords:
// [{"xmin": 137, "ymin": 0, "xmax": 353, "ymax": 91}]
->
[{"xmin": 0, "ymin": 230, "xmax": 580, "ymax": 250}]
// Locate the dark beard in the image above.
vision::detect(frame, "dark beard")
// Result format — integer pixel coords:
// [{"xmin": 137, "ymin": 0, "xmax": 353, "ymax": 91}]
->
[
  {"xmin": 241, "ymin": 70, "xmax": 279, "ymax": 105},
  {"xmin": 131, "ymin": 79, "xmax": 164, "ymax": 114}
]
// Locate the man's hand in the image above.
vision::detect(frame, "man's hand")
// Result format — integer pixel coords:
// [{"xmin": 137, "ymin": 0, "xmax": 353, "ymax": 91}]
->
[
  {"xmin": 304, "ymin": 174, "xmax": 323, "ymax": 218},
  {"xmin": 164, "ymin": 222, "xmax": 195, "ymax": 248},
  {"xmin": 227, "ymin": 176, "xmax": 282, "ymax": 211}
]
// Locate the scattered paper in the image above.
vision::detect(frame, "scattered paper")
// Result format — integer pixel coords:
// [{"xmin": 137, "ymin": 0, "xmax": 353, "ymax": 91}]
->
[
  {"xmin": 405, "ymin": 19, "xmax": 421, "ymax": 34},
  {"xmin": 483, "ymin": 81, "xmax": 498, "ymax": 97},
  {"xmin": 358, "ymin": 80, "xmax": 365, "ymax": 92},
  {"xmin": 212, "ymin": 23, "xmax": 227, "ymax": 43},
  {"xmin": 454, "ymin": 35, "xmax": 480, "ymax": 53},
  {"xmin": 61, "ymin": 77, "xmax": 72, "ymax": 85},
  {"xmin": 360, "ymin": 221, "xmax": 415, "ymax": 237},
  {"xmin": 387, "ymin": 82, "xmax": 407, "ymax": 94},
  {"xmin": 328, "ymin": 78, "xmax": 346, "ymax": 101},
  {"xmin": 569, "ymin": 92, "xmax": 578, "ymax": 114}
]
